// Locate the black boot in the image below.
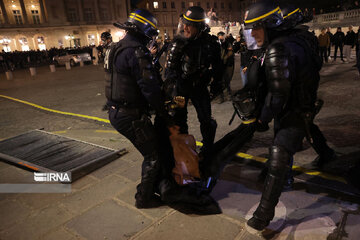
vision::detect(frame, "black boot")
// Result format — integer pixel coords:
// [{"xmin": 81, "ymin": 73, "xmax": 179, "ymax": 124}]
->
[
  {"xmin": 247, "ymin": 145, "xmax": 291, "ymax": 231},
  {"xmin": 310, "ymin": 124, "xmax": 336, "ymax": 168},
  {"xmin": 135, "ymin": 152, "xmax": 162, "ymax": 208}
]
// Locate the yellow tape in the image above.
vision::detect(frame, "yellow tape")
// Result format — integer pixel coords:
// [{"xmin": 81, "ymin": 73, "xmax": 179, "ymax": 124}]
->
[
  {"xmin": 244, "ymin": 7, "xmax": 280, "ymax": 24},
  {"xmin": 0, "ymin": 95, "xmax": 110, "ymax": 124}
]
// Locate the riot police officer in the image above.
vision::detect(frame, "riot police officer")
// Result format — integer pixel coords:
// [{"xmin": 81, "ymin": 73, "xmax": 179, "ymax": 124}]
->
[
  {"xmin": 281, "ymin": 5, "xmax": 336, "ymax": 168},
  {"xmin": 243, "ymin": 1, "xmax": 328, "ymax": 230},
  {"xmin": 165, "ymin": 6, "xmax": 223, "ymax": 161},
  {"xmin": 105, "ymin": 9, "xmax": 171, "ymax": 209}
]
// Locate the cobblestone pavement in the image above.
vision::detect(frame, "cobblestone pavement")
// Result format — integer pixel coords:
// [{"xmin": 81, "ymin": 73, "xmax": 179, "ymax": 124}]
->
[{"xmin": 0, "ymin": 54, "xmax": 359, "ymax": 240}]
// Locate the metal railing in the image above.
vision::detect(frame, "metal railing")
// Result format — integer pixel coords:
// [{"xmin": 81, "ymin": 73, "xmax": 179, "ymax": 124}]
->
[{"xmin": 311, "ymin": 9, "xmax": 360, "ymax": 28}]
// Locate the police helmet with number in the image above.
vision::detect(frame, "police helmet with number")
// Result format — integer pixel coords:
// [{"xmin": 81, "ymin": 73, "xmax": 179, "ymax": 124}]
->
[
  {"xmin": 181, "ymin": 6, "xmax": 206, "ymax": 30},
  {"xmin": 127, "ymin": 9, "xmax": 158, "ymax": 39},
  {"xmin": 244, "ymin": 1, "xmax": 283, "ymax": 30}
]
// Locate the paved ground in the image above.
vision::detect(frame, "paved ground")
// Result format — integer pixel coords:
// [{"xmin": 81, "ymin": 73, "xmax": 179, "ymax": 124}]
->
[{"xmin": 0, "ymin": 53, "xmax": 359, "ymax": 240}]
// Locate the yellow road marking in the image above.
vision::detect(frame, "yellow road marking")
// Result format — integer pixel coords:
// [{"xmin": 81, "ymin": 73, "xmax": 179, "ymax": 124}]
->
[
  {"xmin": 196, "ymin": 142, "xmax": 347, "ymax": 184},
  {"xmin": 95, "ymin": 130, "xmax": 118, "ymax": 133},
  {"xmin": 0, "ymin": 94, "xmax": 347, "ymax": 185},
  {"xmin": 0, "ymin": 95, "xmax": 110, "ymax": 124},
  {"xmin": 51, "ymin": 130, "xmax": 67, "ymax": 134}
]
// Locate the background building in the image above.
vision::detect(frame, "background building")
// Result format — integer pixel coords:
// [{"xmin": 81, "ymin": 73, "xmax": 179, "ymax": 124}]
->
[
  {"xmin": 0, "ymin": 0, "xmax": 255, "ymax": 52},
  {"xmin": 0, "ymin": 0, "xmax": 131, "ymax": 52},
  {"xmin": 138, "ymin": 0, "xmax": 254, "ymax": 39}
]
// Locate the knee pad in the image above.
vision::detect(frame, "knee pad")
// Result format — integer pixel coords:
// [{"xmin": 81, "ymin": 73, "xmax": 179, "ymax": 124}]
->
[{"xmin": 268, "ymin": 145, "xmax": 291, "ymax": 174}]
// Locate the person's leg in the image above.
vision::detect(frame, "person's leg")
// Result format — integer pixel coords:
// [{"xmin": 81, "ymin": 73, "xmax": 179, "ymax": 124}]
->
[
  {"xmin": 340, "ymin": 44, "xmax": 344, "ymax": 61},
  {"xmin": 334, "ymin": 45, "xmax": 338, "ymax": 61},
  {"xmin": 325, "ymin": 46, "xmax": 329, "ymax": 62},
  {"xmin": 247, "ymin": 127, "xmax": 304, "ymax": 230},
  {"xmin": 190, "ymin": 88, "xmax": 217, "ymax": 154},
  {"xmin": 310, "ymin": 123, "xmax": 336, "ymax": 167},
  {"xmin": 109, "ymin": 109, "xmax": 160, "ymax": 208},
  {"xmin": 173, "ymin": 97, "xmax": 189, "ymax": 134}
]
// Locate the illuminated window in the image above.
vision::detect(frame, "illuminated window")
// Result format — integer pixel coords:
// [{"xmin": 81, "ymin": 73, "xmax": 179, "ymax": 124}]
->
[
  {"xmin": 189, "ymin": 2, "xmax": 194, "ymax": 7},
  {"xmin": 31, "ymin": 10, "xmax": 40, "ymax": 24},
  {"xmin": 87, "ymin": 34, "xmax": 95, "ymax": 46},
  {"xmin": 13, "ymin": 10, "xmax": 23, "ymax": 24},
  {"xmin": 0, "ymin": 38, "xmax": 11, "ymax": 52},
  {"xmin": 38, "ymin": 37, "xmax": 46, "ymax": 50},
  {"xmin": 19, "ymin": 37, "xmax": 29, "ymax": 51},
  {"xmin": 153, "ymin": 2, "xmax": 159, "ymax": 9}
]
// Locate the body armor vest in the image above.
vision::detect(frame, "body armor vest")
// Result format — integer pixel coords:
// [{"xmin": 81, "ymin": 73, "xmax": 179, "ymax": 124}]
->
[
  {"xmin": 105, "ymin": 39, "xmax": 149, "ymax": 108},
  {"xmin": 167, "ymin": 34, "xmax": 220, "ymax": 90}
]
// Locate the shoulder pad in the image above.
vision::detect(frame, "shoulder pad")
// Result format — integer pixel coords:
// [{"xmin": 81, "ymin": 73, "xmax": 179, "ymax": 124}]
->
[{"xmin": 267, "ymin": 41, "xmax": 288, "ymax": 57}]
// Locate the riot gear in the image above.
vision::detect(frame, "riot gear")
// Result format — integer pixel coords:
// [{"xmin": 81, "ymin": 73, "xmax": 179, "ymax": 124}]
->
[
  {"xmin": 177, "ymin": 6, "xmax": 207, "ymax": 39},
  {"xmin": 244, "ymin": 1, "xmax": 283, "ymax": 30},
  {"xmin": 165, "ymin": 8, "xmax": 223, "ymax": 162},
  {"xmin": 106, "ymin": 12, "xmax": 172, "ymax": 209},
  {"xmin": 114, "ymin": 9, "xmax": 158, "ymax": 42},
  {"xmin": 244, "ymin": 1, "xmax": 335, "ymax": 231},
  {"xmin": 281, "ymin": 5, "xmax": 304, "ymax": 29}
]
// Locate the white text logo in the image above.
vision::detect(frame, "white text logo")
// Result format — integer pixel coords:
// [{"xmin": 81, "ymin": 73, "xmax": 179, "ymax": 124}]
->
[{"xmin": 34, "ymin": 172, "xmax": 71, "ymax": 182}]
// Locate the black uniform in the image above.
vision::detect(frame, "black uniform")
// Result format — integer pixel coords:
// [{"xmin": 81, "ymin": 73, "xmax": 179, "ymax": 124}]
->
[
  {"xmin": 247, "ymin": 26, "xmax": 333, "ymax": 229},
  {"xmin": 165, "ymin": 32, "xmax": 222, "ymax": 155},
  {"xmin": 105, "ymin": 32, "xmax": 168, "ymax": 208},
  {"xmin": 333, "ymin": 30, "xmax": 345, "ymax": 61}
]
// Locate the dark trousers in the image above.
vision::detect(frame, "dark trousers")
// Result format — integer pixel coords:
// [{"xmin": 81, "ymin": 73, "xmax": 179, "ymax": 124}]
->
[
  {"xmin": 108, "ymin": 108, "xmax": 160, "ymax": 195},
  {"xmin": 319, "ymin": 46, "xmax": 328, "ymax": 63},
  {"xmin": 334, "ymin": 44, "xmax": 344, "ymax": 60},
  {"xmin": 327, "ymin": 45, "xmax": 331, "ymax": 58},
  {"xmin": 174, "ymin": 87, "xmax": 217, "ymax": 153}
]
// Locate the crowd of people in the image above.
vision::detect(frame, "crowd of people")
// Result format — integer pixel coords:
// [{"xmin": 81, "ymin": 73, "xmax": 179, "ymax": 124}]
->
[
  {"xmin": 0, "ymin": 46, "xmax": 99, "ymax": 73},
  {"xmin": 317, "ymin": 25, "xmax": 360, "ymax": 74}
]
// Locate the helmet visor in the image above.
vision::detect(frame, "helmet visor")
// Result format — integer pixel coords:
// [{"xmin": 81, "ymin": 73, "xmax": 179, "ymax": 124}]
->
[{"xmin": 241, "ymin": 25, "xmax": 260, "ymax": 50}]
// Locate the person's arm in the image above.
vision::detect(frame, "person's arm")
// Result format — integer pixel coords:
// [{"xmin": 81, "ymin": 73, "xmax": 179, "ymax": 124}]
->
[
  {"xmin": 258, "ymin": 42, "xmax": 291, "ymax": 124},
  {"xmin": 209, "ymin": 37, "xmax": 224, "ymax": 98},
  {"xmin": 118, "ymin": 47, "xmax": 166, "ymax": 116}
]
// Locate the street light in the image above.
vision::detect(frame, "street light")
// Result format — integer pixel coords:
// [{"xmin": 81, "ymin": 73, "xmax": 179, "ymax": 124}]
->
[{"xmin": 65, "ymin": 34, "xmax": 75, "ymax": 48}]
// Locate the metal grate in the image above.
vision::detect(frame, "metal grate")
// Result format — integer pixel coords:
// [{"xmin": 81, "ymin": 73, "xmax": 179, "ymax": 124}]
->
[{"xmin": 0, "ymin": 130, "xmax": 127, "ymax": 182}]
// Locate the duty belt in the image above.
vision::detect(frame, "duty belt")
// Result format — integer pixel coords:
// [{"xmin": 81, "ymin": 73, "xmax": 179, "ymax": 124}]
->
[{"xmin": 110, "ymin": 106, "xmax": 143, "ymax": 116}]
